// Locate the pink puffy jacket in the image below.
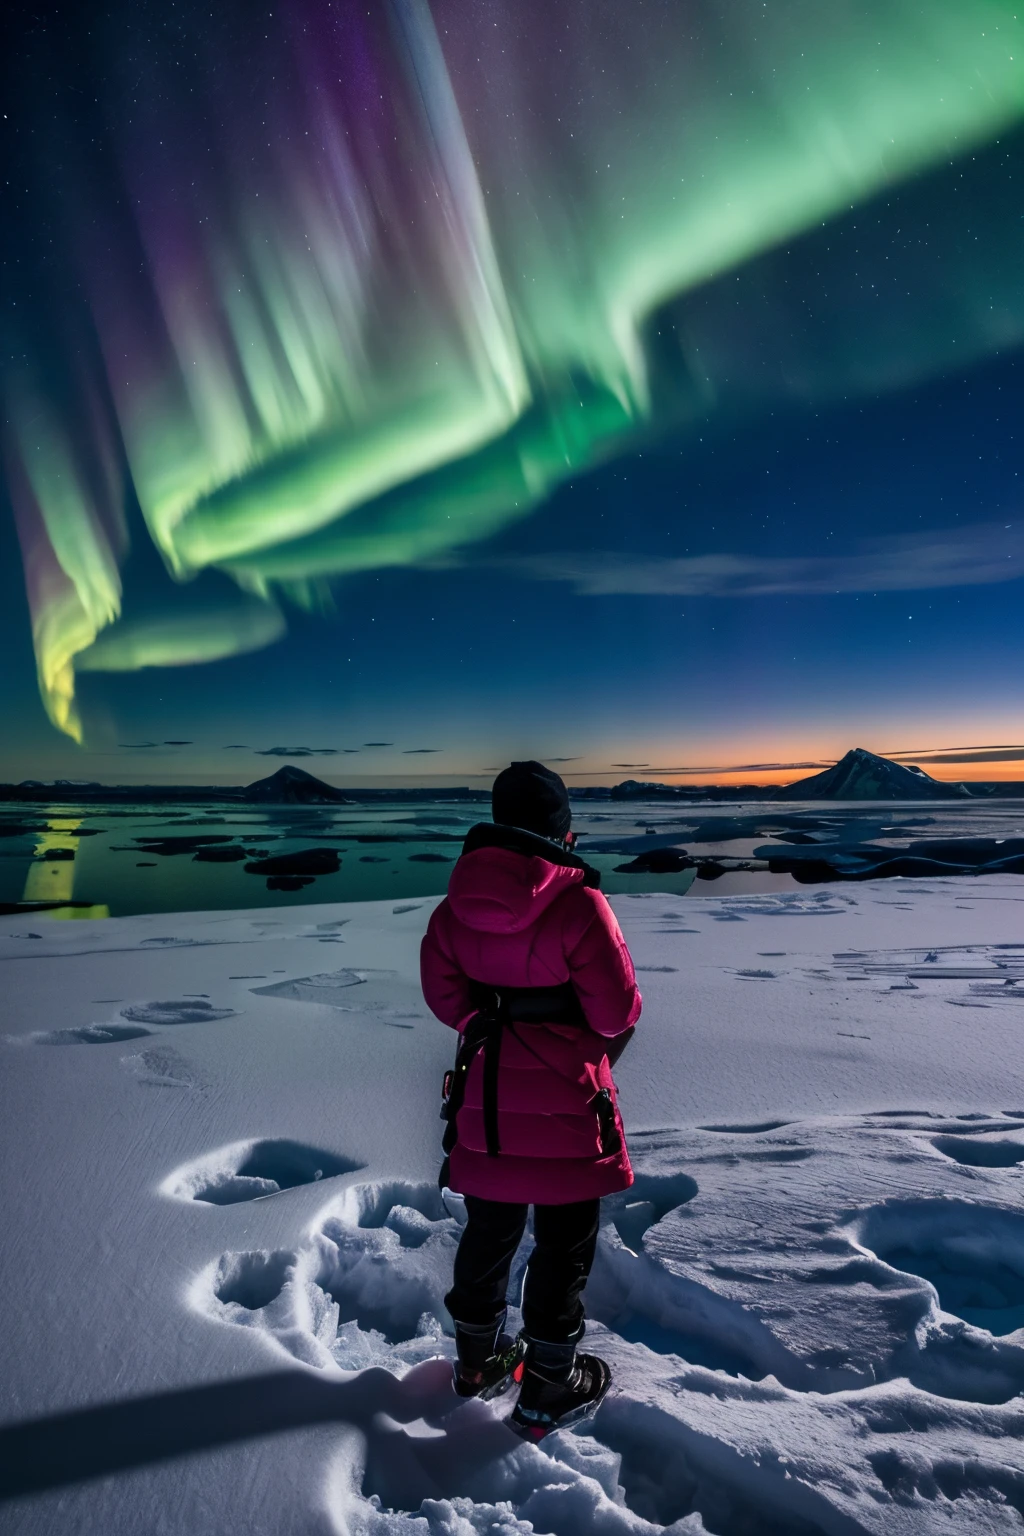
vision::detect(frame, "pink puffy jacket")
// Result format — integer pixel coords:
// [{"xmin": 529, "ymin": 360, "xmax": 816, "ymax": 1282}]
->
[{"xmin": 420, "ymin": 827, "xmax": 642, "ymax": 1204}]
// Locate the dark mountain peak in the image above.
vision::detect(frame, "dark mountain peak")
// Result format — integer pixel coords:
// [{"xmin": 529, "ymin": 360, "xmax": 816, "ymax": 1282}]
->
[
  {"xmin": 775, "ymin": 747, "xmax": 966, "ymax": 801},
  {"xmin": 243, "ymin": 765, "xmax": 353, "ymax": 804}
]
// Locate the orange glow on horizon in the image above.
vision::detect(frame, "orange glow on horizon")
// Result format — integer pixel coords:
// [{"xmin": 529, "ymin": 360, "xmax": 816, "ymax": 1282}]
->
[{"xmin": 648, "ymin": 760, "xmax": 1024, "ymax": 787}]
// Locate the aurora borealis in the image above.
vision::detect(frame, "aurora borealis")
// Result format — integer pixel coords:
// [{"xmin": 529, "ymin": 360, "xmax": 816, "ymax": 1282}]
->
[{"xmin": 2, "ymin": 1, "xmax": 1024, "ymax": 784}]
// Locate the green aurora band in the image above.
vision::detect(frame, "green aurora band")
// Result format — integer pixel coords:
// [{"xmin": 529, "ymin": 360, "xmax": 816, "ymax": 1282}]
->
[{"xmin": 3, "ymin": 0, "xmax": 1023, "ymax": 739}]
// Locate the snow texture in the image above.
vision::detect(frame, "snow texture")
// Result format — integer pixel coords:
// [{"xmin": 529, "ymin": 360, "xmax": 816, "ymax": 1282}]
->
[
  {"xmin": 251, "ymin": 969, "xmax": 368, "ymax": 1005},
  {"xmin": 4, "ymin": 876, "xmax": 1024, "ymax": 1533}
]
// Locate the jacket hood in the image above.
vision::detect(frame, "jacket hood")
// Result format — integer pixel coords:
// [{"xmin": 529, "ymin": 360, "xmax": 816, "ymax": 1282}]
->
[{"xmin": 447, "ymin": 822, "xmax": 599, "ymax": 935}]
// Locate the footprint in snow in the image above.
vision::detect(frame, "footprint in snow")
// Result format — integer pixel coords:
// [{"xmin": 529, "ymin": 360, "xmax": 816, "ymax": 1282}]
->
[
  {"xmin": 197, "ymin": 1179, "xmax": 461, "ymax": 1371},
  {"xmin": 198, "ymin": 1165, "xmax": 728, "ymax": 1389},
  {"xmin": 250, "ymin": 970, "xmax": 366, "ymax": 1006},
  {"xmin": 120, "ymin": 1045, "xmax": 201, "ymax": 1088},
  {"xmin": 182, "ymin": 1117, "xmax": 1024, "ymax": 1535},
  {"xmin": 121, "ymin": 999, "xmax": 236, "ymax": 1025},
  {"xmin": 8, "ymin": 1022, "xmax": 153, "ymax": 1046},
  {"xmin": 698, "ymin": 1119, "xmax": 793, "ymax": 1134},
  {"xmin": 853, "ymin": 1198, "xmax": 1024, "ymax": 1338},
  {"xmin": 931, "ymin": 1135, "xmax": 1024, "ymax": 1169},
  {"xmin": 328, "ymin": 1350, "xmax": 845, "ymax": 1536},
  {"xmin": 164, "ymin": 1138, "xmax": 365, "ymax": 1205}
]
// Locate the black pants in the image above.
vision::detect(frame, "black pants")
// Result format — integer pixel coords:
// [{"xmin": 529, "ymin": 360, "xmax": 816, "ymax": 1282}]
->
[{"xmin": 445, "ymin": 1194, "xmax": 600, "ymax": 1343}]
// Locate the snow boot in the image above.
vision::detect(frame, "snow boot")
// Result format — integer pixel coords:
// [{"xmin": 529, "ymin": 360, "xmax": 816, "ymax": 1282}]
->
[
  {"xmin": 451, "ymin": 1314, "xmax": 527, "ymax": 1400},
  {"xmin": 509, "ymin": 1332, "xmax": 611, "ymax": 1440}
]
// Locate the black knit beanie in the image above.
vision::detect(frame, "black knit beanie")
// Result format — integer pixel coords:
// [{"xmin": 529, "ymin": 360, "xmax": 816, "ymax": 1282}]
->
[{"xmin": 492, "ymin": 760, "xmax": 572, "ymax": 841}]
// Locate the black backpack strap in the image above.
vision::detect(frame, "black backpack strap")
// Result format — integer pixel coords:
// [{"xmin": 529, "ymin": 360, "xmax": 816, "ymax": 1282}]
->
[
  {"xmin": 441, "ymin": 1014, "xmax": 488, "ymax": 1148},
  {"xmin": 438, "ymin": 1004, "xmax": 505, "ymax": 1186},
  {"xmin": 481, "ymin": 1008, "xmax": 503, "ymax": 1157}
]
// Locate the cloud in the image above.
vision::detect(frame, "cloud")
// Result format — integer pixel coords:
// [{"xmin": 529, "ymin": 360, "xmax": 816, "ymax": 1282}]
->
[
  {"xmin": 254, "ymin": 746, "xmax": 339, "ymax": 757},
  {"xmin": 563, "ymin": 760, "xmax": 831, "ymax": 776},
  {"xmin": 545, "ymin": 757, "xmax": 582, "ymax": 763},
  {"xmin": 163, "ymin": 740, "xmax": 192, "ymax": 745},
  {"xmin": 895, "ymin": 748, "xmax": 1024, "ymax": 765},
  {"xmin": 476, "ymin": 522, "xmax": 1023, "ymax": 598},
  {"xmin": 574, "ymin": 745, "xmax": 1024, "ymax": 777},
  {"xmin": 402, "ymin": 748, "xmax": 442, "ymax": 754},
  {"xmin": 223, "ymin": 744, "xmax": 249, "ymax": 749},
  {"xmin": 363, "ymin": 742, "xmax": 393, "ymax": 748},
  {"xmin": 118, "ymin": 742, "xmax": 158, "ymax": 749},
  {"xmin": 885, "ymin": 740, "xmax": 1024, "ymax": 757}
]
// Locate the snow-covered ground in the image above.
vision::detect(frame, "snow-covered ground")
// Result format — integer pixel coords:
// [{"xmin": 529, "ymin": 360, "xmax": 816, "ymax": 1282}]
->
[{"xmin": 3, "ymin": 877, "xmax": 1024, "ymax": 1533}]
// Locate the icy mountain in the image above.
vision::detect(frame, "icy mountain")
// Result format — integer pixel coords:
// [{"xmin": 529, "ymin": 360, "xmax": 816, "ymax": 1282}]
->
[
  {"xmin": 243, "ymin": 766, "xmax": 354, "ymax": 804},
  {"xmin": 775, "ymin": 747, "xmax": 967, "ymax": 801}
]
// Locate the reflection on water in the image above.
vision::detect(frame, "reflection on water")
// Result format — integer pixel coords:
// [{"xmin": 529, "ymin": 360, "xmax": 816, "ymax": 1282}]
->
[
  {"xmin": 22, "ymin": 819, "xmax": 81, "ymax": 905},
  {"xmin": 0, "ymin": 801, "xmax": 694, "ymax": 917},
  {"xmin": 2, "ymin": 797, "xmax": 1023, "ymax": 920},
  {"xmin": 18, "ymin": 814, "xmax": 112, "ymax": 918}
]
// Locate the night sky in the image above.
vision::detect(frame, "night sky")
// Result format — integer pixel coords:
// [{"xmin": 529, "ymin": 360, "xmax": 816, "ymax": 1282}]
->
[{"xmin": 2, "ymin": 1, "xmax": 1023, "ymax": 788}]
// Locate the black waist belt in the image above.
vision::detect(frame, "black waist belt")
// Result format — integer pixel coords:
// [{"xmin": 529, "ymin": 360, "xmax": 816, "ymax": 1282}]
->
[
  {"xmin": 439, "ymin": 981, "xmax": 586, "ymax": 1181},
  {"xmin": 467, "ymin": 979, "xmax": 587, "ymax": 1028}
]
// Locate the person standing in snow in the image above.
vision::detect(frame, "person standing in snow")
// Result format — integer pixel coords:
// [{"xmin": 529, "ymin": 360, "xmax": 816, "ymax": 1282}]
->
[{"xmin": 420, "ymin": 761, "xmax": 641, "ymax": 1438}]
